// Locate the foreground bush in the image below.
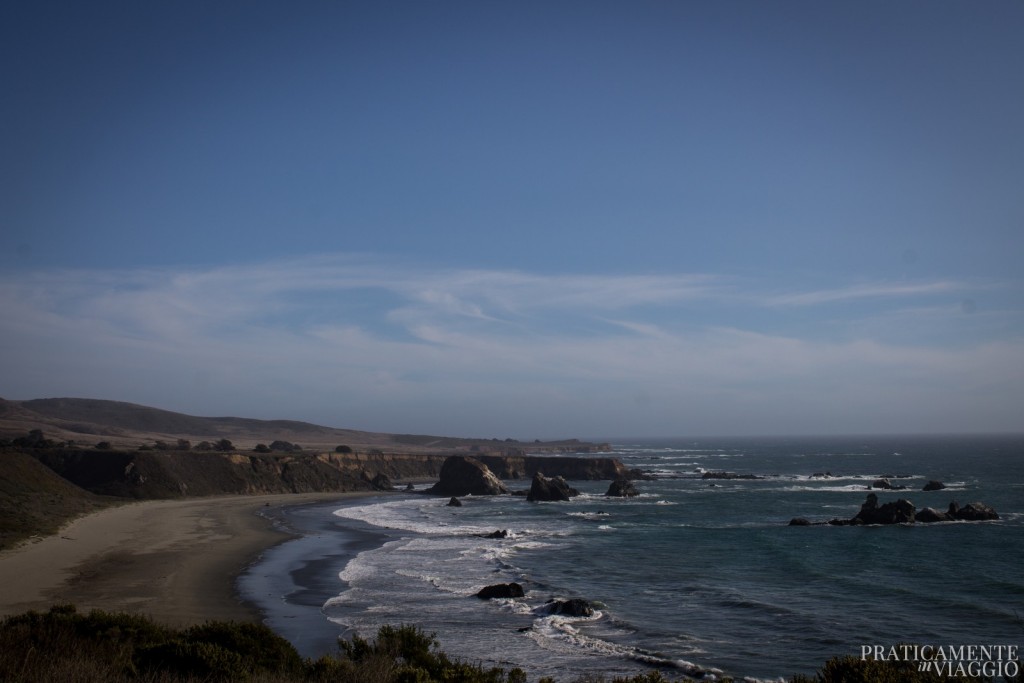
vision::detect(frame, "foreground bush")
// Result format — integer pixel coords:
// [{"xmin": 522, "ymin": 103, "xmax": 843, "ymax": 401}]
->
[
  {"xmin": 2, "ymin": 605, "xmax": 1016, "ymax": 682},
  {"xmin": 0, "ymin": 606, "xmax": 532, "ymax": 683}
]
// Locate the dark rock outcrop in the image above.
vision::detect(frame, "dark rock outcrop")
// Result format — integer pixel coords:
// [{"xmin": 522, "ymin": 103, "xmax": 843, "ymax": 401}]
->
[
  {"xmin": 791, "ymin": 495, "xmax": 999, "ymax": 526},
  {"xmin": 481, "ymin": 529, "xmax": 508, "ymax": 539},
  {"xmin": 545, "ymin": 598, "xmax": 595, "ymax": 617},
  {"xmin": 426, "ymin": 456, "xmax": 509, "ymax": 497},
  {"xmin": 526, "ymin": 472, "xmax": 579, "ymax": 502},
  {"xmin": 32, "ymin": 449, "xmax": 380, "ymax": 498},
  {"xmin": 916, "ymin": 507, "xmax": 953, "ymax": 523},
  {"xmin": 605, "ymin": 478, "xmax": 639, "ymax": 497},
  {"xmin": 869, "ymin": 478, "xmax": 907, "ymax": 491},
  {"xmin": 28, "ymin": 446, "xmax": 630, "ymax": 503},
  {"xmin": 922, "ymin": 480, "xmax": 946, "ymax": 491},
  {"xmin": 476, "ymin": 583, "xmax": 524, "ymax": 600},
  {"xmin": 447, "ymin": 496, "xmax": 463, "ymax": 507},
  {"xmin": 366, "ymin": 472, "xmax": 394, "ymax": 491},
  {"xmin": 852, "ymin": 493, "xmax": 916, "ymax": 525},
  {"xmin": 701, "ymin": 471, "xmax": 763, "ymax": 480},
  {"xmin": 475, "ymin": 454, "xmax": 632, "ymax": 481},
  {"xmin": 949, "ymin": 501, "xmax": 999, "ymax": 521}
]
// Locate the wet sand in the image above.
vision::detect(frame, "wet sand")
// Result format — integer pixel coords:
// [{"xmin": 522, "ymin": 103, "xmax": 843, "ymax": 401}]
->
[{"xmin": 238, "ymin": 497, "xmax": 395, "ymax": 657}]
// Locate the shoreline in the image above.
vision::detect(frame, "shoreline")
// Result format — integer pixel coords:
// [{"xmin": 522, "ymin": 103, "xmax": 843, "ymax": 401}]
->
[
  {"xmin": 238, "ymin": 495, "xmax": 398, "ymax": 658},
  {"xmin": 0, "ymin": 491, "xmax": 380, "ymax": 627}
]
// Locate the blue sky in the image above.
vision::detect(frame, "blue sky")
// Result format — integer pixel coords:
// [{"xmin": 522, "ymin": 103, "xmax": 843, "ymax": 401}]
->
[{"xmin": 2, "ymin": 1, "xmax": 1022, "ymax": 438}]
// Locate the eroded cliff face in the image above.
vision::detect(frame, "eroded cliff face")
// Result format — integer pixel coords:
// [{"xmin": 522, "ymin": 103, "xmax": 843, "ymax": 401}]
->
[
  {"xmin": 29, "ymin": 449, "xmax": 630, "ymax": 500},
  {"xmin": 474, "ymin": 454, "xmax": 630, "ymax": 481}
]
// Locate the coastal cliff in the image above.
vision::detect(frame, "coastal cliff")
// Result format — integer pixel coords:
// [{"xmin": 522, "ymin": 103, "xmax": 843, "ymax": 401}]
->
[
  {"xmin": 24, "ymin": 448, "xmax": 631, "ymax": 500},
  {"xmin": 0, "ymin": 398, "xmax": 620, "ymax": 546},
  {"xmin": 474, "ymin": 454, "xmax": 632, "ymax": 480}
]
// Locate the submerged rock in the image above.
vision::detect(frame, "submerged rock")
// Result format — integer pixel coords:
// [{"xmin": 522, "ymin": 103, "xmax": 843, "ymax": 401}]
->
[
  {"xmin": 476, "ymin": 583, "xmax": 524, "ymax": 600},
  {"xmin": 480, "ymin": 529, "xmax": 508, "ymax": 539},
  {"xmin": 869, "ymin": 478, "xmax": 907, "ymax": 491},
  {"xmin": 545, "ymin": 598, "xmax": 595, "ymax": 617},
  {"xmin": 447, "ymin": 496, "xmax": 463, "ymax": 507},
  {"xmin": 701, "ymin": 471, "xmax": 762, "ymax": 480},
  {"xmin": 922, "ymin": 480, "xmax": 946, "ymax": 491}
]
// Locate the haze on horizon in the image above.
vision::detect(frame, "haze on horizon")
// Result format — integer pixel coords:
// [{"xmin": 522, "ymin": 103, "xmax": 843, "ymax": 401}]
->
[{"xmin": 2, "ymin": 2, "xmax": 1022, "ymax": 440}]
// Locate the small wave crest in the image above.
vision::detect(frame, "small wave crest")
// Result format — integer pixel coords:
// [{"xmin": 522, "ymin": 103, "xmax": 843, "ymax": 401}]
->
[{"xmin": 526, "ymin": 612, "xmax": 721, "ymax": 679}]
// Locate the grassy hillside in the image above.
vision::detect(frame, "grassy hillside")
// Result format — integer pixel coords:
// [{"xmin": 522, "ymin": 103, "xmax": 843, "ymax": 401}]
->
[
  {"xmin": 0, "ymin": 397, "xmax": 610, "ymax": 454},
  {"xmin": 0, "ymin": 449, "xmax": 113, "ymax": 550},
  {"xmin": 1, "ymin": 397, "xmax": 385, "ymax": 452}
]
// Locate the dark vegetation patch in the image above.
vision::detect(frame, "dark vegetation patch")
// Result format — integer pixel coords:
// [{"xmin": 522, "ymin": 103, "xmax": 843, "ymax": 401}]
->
[
  {"xmin": 0, "ymin": 605, "xmax": 664, "ymax": 682},
  {"xmin": 2, "ymin": 606, "xmax": 1010, "ymax": 683},
  {"xmin": 0, "ymin": 449, "xmax": 114, "ymax": 550}
]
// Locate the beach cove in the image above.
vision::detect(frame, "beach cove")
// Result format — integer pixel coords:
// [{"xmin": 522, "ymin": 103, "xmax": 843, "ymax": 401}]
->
[{"xmin": 0, "ymin": 492, "xmax": 378, "ymax": 627}]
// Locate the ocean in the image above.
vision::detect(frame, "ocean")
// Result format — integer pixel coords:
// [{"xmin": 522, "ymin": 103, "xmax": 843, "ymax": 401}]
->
[{"xmin": 240, "ymin": 435, "xmax": 1024, "ymax": 681}]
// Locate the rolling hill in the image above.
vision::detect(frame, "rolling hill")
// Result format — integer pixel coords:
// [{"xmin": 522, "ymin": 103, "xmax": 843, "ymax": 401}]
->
[{"xmin": 0, "ymin": 397, "xmax": 604, "ymax": 454}]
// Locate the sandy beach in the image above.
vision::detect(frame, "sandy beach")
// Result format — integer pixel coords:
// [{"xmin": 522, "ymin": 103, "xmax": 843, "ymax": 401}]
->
[{"xmin": 0, "ymin": 492, "xmax": 374, "ymax": 627}]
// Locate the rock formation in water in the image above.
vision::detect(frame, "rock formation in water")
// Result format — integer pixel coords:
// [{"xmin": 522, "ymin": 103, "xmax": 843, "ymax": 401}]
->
[
  {"xmin": 526, "ymin": 472, "xmax": 579, "ymax": 502},
  {"xmin": 789, "ymin": 494, "xmax": 999, "ymax": 526},
  {"xmin": 701, "ymin": 471, "xmax": 763, "ymax": 480},
  {"xmin": 853, "ymin": 493, "xmax": 916, "ymax": 524},
  {"xmin": 543, "ymin": 598, "xmax": 595, "ymax": 617},
  {"xmin": 915, "ymin": 507, "xmax": 952, "ymax": 523},
  {"xmin": 476, "ymin": 583, "xmax": 524, "ymax": 600},
  {"xmin": 948, "ymin": 500, "xmax": 999, "ymax": 521},
  {"xmin": 605, "ymin": 478, "xmax": 639, "ymax": 497},
  {"xmin": 426, "ymin": 456, "xmax": 509, "ymax": 497}
]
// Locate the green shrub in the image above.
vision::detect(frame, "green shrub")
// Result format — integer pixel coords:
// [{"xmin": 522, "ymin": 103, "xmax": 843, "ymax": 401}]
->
[
  {"xmin": 135, "ymin": 638, "xmax": 246, "ymax": 680},
  {"xmin": 15, "ymin": 605, "xmax": 994, "ymax": 683},
  {"xmin": 185, "ymin": 621, "xmax": 305, "ymax": 676}
]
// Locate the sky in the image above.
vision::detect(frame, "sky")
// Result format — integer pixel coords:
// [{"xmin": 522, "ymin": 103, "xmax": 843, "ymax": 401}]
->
[{"xmin": 2, "ymin": 1, "xmax": 1022, "ymax": 439}]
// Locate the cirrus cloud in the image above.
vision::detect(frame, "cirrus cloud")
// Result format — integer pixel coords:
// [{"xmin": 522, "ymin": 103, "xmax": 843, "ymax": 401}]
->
[{"xmin": 1, "ymin": 254, "xmax": 1021, "ymax": 437}]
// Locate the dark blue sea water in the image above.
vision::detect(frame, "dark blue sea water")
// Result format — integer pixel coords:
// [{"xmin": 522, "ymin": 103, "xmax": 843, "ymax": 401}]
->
[{"xmin": 254, "ymin": 436, "xmax": 1024, "ymax": 681}]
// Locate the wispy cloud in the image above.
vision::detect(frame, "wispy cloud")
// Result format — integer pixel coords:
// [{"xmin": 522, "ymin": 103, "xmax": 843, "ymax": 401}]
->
[
  {"xmin": 765, "ymin": 281, "xmax": 967, "ymax": 307},
  {"xmin": 1, "ymin": 255, "xmax": 1021, "ymax": 436}
]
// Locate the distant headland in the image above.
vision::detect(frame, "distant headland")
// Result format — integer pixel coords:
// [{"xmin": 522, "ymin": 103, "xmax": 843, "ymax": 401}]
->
[{"xmin": 0, "ymin": 396, "xmax": 615, "ymax": 549}]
